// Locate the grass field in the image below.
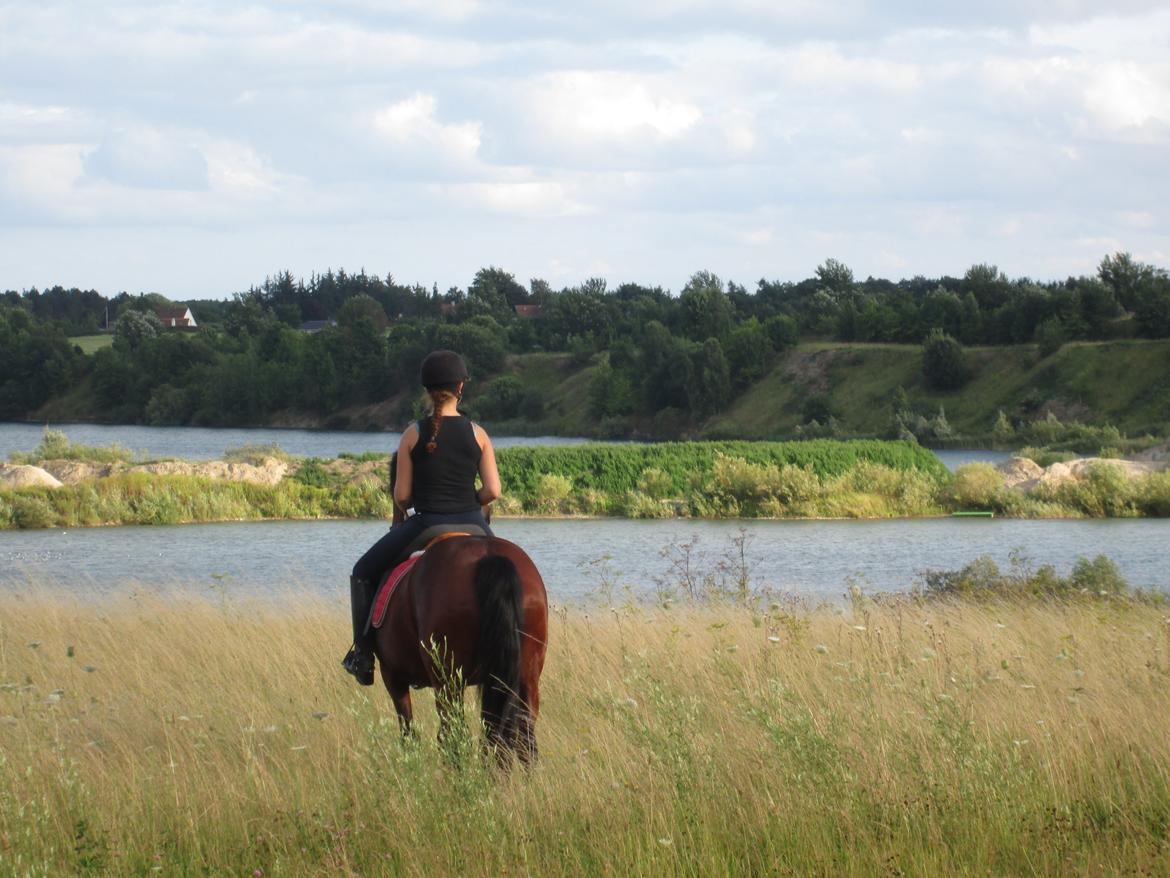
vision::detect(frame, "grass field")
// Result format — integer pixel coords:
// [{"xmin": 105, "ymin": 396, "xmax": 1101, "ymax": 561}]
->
[
  {"xmin": 69, "ymin": 334, "xmax": 114, "ymax": 355},
  {"xmin": 2, "ymin": 590, "xmax": 1168, "ymax": 875}
]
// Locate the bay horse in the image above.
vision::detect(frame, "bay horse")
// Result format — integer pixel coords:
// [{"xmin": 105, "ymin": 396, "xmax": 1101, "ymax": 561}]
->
[{"xmin": 371, "ymin": 532, "xmax": 548, "ymax": 765}]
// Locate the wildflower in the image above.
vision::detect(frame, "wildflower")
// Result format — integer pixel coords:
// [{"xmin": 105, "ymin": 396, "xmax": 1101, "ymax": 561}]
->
[{"xmin": 814, "ymin": 644, "xmax": 829, "ymax": 654}]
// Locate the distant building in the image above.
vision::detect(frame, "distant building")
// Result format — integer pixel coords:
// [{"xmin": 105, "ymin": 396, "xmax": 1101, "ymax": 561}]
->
[
  {"xmin": 156, "ymin": 307, "xmax": 197, "ymax": 329},
  {"xmin": 298, "ymin": 320, "xmax": 336, "ymax": 333},
  {"xmin": 513, "ymin": 304, "xmax": 543, "ymax": 319}
]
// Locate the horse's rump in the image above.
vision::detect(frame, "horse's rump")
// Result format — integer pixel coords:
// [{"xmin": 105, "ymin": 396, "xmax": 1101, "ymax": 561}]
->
[{"xmin": 373, "ymin": 533, "xmax": 548, "ymax": 764}]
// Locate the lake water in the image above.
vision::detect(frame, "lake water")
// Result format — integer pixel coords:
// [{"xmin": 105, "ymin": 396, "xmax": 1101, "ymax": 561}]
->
[
  {"xmin": 2, "ymin": 517, "xmax": 1165, "ymax": 603},
  {"xmin": 0, "ymin": 422, "xmax": 586, "ymax": 460},
  {"xmin": 932, "ymin": 449, "xmax": 1012, "ymax": 471},
  {"xmin": 2, "ymin": 421, "xmax": 1004, "ymax": 469}
]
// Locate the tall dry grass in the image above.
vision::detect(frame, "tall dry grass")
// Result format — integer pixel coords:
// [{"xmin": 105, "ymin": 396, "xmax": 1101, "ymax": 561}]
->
[{"xmin": 1, "ymin": 590, "xmax": 1169, "ymax": 875}]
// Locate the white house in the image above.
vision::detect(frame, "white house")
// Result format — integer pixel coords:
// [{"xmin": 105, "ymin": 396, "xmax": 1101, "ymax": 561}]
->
[{"xmin": 156, "ymin": 307, "xmax": 198, "ymax": 329}]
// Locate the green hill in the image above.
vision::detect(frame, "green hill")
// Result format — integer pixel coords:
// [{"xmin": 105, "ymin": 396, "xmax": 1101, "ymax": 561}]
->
[{"xmin": 479, "ymin": 340, "xmax": 1170, "ymax": 442}]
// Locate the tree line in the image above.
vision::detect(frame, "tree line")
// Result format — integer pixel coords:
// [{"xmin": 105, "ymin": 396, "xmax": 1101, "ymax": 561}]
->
[{"xmin": 2, "ymin": 253, "xmax": 1168, "ymax": 428}]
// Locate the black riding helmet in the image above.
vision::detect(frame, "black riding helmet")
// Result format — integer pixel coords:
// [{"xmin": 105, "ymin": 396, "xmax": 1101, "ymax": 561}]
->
[{"xmin": 419, "ymin": 350, "xmax": 469, "ymax": 389}]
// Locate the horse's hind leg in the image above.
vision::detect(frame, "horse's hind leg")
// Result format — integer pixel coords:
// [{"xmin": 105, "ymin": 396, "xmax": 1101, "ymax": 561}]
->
[
  {"xmin": 516, "ymin": 677, "xmax": 540, "ymax": 766},
  {"xmin": 381, "ymin": 668, "xmax": 413, "ymax": 736}
]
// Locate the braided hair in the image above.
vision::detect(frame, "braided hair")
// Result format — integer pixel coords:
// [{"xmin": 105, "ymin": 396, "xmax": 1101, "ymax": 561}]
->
[{"xmin": 424, "ymin": 387, "xmax": 459, "ymax": 454}]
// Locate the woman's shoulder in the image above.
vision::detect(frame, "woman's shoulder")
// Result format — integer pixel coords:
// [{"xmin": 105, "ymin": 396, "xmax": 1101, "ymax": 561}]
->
[{"xmin": 468, "ymin": 419, "xmax": 492, "ymax": 445}]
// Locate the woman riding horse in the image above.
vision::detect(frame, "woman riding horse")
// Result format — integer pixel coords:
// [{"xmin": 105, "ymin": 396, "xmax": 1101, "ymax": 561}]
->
[{"xmin": 342, "ymin": 349, "xmax": 501, "ymax": 685}]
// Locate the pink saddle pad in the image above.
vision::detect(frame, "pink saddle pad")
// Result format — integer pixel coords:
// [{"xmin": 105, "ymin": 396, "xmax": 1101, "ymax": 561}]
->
[{"xmin": 371, "ymin": 554, "xmax": 420, "ymax": 629}]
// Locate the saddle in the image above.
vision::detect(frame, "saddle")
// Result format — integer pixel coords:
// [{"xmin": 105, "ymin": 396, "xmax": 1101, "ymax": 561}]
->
[{"xmin": 369, "ymin": 525, "xmax": 486, "ymax": 629}]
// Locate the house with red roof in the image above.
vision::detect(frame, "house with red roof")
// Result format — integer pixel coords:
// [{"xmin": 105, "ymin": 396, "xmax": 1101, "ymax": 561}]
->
[{"xmin": 156, "ymin": 307, "xmax": 198, "ymax": 329}]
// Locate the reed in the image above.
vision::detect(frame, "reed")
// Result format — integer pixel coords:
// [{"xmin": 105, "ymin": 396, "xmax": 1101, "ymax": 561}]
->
[{"xmin": 1, "ymin": 589, "xmax": 1168, "ymax": 875}]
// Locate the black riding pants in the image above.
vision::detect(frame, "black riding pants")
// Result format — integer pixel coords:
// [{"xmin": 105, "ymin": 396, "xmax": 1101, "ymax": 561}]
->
[{"xmin": 352, "ymin": 509, "xmax": 494, "ymax": 584}]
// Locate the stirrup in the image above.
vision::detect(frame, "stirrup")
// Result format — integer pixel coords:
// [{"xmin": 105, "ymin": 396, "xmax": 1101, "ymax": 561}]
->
[{"xmin": 342, "ymin": 646, "xmax": 375, "ymax": 686}]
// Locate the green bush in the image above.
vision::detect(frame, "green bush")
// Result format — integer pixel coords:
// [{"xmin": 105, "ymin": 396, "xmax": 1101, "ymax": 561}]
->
[
  {"xmin": 532, "ymin": 473, "xmax": 572, "ymax": 514},
  {"xmin": 338, "ymin": 451, "xmax": 387, "ymax": 463},
  {"xmin": 495, "ymin": 439, "xmax": 947, "ymax": 505},
  {"xmin": 623, "ymin": 490, "xmax": 674, "ymax": 519},
  {"xmin": 1055, "ymin": 462, "xmax": 1135, "ymax": 517},
  {"xmin": 922, "ymin": 328, "xmax": 970, "ymax": 390},
  {"xmin": 637, "ymin": 468, "xmax": 674, "ymax": 500},
  {"xmin": 9, "ymin": 428, "xmax": 136, "ymax": 465},
  {"xmin": 223, "ymin": 443, "xmax": 289, "ymax": 464},
  {"xmin": 11, "ymin": 494, "xmax": 58, "ymax": 529},
  {"xmin": 921, "ymin": 553, "xmax": 1132, "ymax": 600},
  {"xmin": 291, "ymin": 459, "xmax": 336, "ymax": 489},
  {"xmin": 951, "ymin": 463, "xmax": 1004, "ymax": 510},
  {"xmin": 1070, "ymin": 555, "xmax": 1128, "ymax": 594},
  {"xmin": 1018, "ymin": 446, "xmax": 1077, "ymax": 467},
  {"xmin": 1138, "ymin": 470, "xmax": 1170, "ymax": 516}
]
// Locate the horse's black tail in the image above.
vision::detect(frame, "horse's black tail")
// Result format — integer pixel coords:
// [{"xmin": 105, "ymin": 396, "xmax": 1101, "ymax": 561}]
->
[{"xmin": 474, "ymin": 554, "xmax": 523, "ymax": 753}]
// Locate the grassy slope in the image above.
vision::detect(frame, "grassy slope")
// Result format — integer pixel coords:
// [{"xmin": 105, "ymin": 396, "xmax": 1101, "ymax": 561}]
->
[
  {"xmin": 478, "ymin": 352, "xmax": 599, "ymax": 436},
  {"xmin": 709, "ymin": 339, "xmax": 1170, "ymax": 440},
  {"xmin": 69, "ymin": 333, "xmax": 114, "ymax": 354}
]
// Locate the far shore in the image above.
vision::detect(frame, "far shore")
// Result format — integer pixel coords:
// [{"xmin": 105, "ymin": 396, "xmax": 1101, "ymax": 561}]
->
[{"xmin": 2, "ymin": 434, "xmax": 1168, "ymax": 530}]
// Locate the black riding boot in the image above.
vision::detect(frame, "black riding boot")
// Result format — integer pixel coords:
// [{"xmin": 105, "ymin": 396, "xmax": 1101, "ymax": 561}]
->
[{"xmin": 341, "ymin": 575, "xmax": 375, "ymax": 685}]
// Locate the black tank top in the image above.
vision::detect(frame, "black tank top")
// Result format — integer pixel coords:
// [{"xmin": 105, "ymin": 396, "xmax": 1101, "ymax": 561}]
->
[{"xmin": 409, "ymin": 415, "xmax": 482, "ymax": 513}]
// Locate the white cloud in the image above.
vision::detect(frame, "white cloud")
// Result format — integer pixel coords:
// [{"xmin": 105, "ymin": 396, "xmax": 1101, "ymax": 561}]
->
[
  {"xmin": 440, "ymin": 181, "xmax": 592, "ymax": 217},
  {"xmin": 527, "ymin": 71, "xmax": 702, "ymax": 145},
  {"xmin": 1083, "ymin": 62, "xmax": 1170, "ymax": 130},
  {"xmin": 371, "ymin": 94, "xmax": 483, "ymax": 168}
]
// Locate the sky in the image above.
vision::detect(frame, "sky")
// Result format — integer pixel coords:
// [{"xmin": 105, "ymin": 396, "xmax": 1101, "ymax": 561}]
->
[{"xmin": 1, "ymin": 1, "xmax": 1168, "ymax": 300}]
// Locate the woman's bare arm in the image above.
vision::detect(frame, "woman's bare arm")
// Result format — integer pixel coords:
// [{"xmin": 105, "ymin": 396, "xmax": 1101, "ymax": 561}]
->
[
  {"xmin": 474, "ymin": 425, "xmax": 501, "ymax": 506},
  {"xmin": 393, "ymin": 425, "xmax": 418, "ymax": 513}
]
